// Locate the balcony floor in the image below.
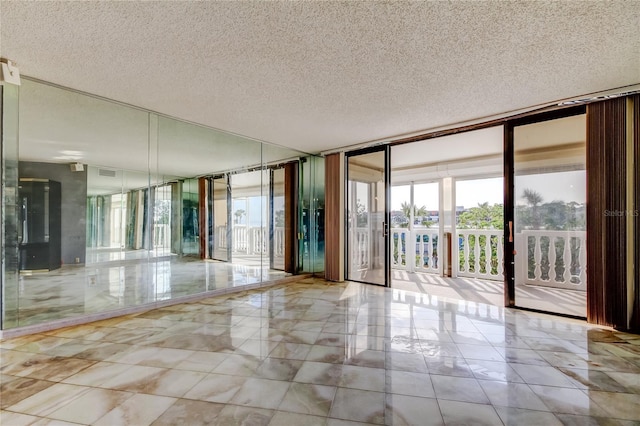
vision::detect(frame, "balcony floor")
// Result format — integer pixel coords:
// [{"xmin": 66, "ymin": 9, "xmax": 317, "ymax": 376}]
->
[{"xmin": 392, "ymin": 270, "xmax": 586, "ymax": 318}]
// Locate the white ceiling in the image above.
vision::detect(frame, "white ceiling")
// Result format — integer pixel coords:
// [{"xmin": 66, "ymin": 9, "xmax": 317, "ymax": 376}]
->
[{"xmin": 1, "ymin": 1, "xmax": 639, "ymax": 154}]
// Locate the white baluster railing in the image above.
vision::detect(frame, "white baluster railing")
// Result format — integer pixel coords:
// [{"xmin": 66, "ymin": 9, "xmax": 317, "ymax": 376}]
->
[
  {"xmin": 391, "ymin": 228, "xmax": 409, "ymax": 269},
  {"xmin": 415, "ymin": 229, "xmax": 439, "ymax": 273},
  {"xmin": 274, "ymin": 227, "xmax": 285, "ymax": 258},
  {"xmin": 226, "ymin": 225, "xmax": 282, "ymax": 256},
  {"xmin": 516, "ymin": 230, "xmax": 586, "ymax": 291},
  {"xmin": 457, "ymin": 230, "xmax": 504, "ymax": 281},
  {"xmin": 350, "ymin": 228, "xmax": 369, "ymax": 270},
  {"xmin": 391, "ymin": 228, "xmax": 439, "ymax": 273},
  {"xmin": 391, "ymin": 228, "xmax": 584, "ymax": 289},
  {"xmin": 153, "ymin": 224, "xmax": 171, "ymax": 249}
]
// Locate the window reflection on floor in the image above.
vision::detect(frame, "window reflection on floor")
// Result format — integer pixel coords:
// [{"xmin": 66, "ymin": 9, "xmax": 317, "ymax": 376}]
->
[{"xmin": 15, "ymin": 256, "xmax": 290, "ymax": 328}]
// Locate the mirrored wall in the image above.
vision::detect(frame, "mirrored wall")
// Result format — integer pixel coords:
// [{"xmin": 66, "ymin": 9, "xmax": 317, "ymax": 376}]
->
[{"xmin": 1, "ymin": 79, "xmax": 324, "ymax": 330}]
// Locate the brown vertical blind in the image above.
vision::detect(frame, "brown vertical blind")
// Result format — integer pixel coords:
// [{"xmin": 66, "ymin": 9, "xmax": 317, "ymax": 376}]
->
[
  {"xmin": 633, "ymin": 95, "xmax": 640, "ymax": 330},
  {"xmin": 325, "ymin": 153, "xmax": 342, "ymax": 281},
  {"xmin": 586, "ymin": 97, "xmax": 628, "ymax": 328},
  {"xmin": 284, "ymin": 162, "xmax": 298, "ymax": 274}
]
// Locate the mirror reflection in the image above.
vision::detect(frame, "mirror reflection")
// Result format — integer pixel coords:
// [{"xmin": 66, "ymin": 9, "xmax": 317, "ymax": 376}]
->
[{"xmin": 8, "ymin": 79, "xmax": 324, "ymax": 329}]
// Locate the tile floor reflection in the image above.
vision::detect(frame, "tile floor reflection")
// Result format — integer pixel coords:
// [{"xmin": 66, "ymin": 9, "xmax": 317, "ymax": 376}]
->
[
  {"xmin": 10, "ymin": 257, "xmax": 288, "ymax": 328},
  {"xmin": 1, "ymin": 277, "xmax": 639, "ymax": 425},
  {"xmin": 392, "ymin": 271, "xmax": 586, "ymax": 317}
]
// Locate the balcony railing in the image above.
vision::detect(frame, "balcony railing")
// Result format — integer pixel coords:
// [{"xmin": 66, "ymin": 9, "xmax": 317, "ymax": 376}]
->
[
  {"xmin": 207, "ymin": 224, "xmax": 586, "ymax": 291},
  {"xmin": 515, "ymin": 230, "xmax": 586, "ymax": 291},
  {"xmin": 457, "ymin": 229, "xmax": 504, "ymax": 281},
  {"xmin": 214, "ymin": 225, "xmax": 285, "ymax": 257},
  {"xmin": 389, "ymin": 227, "xmax": 586, "ymax": 291},
  {"xmin": 391, "ymin": 228, "xmax": 439, "ymax": 274}
]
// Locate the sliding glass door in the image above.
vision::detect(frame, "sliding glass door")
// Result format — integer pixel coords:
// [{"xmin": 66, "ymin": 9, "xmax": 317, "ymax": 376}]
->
[
  {"xmin": 507, "ymin": 110, "xmax": 587, "ymax": 317},
  {"xmin": 270, "ymin": 167, "xmax": 285, "ymax": 270},
  {"xmin": 346, "ymin": 146, "xmax": 390, "ymax": 286},
  {"xmin": 210, "ymin": 175, "xmax": 230, "ymax": 261}
]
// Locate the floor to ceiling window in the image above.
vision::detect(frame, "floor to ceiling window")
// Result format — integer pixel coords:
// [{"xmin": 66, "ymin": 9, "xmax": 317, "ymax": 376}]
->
[
  {"xmin": 512, "ymin": 113, "xmax": 587, "ymax": 317},
  {"xmin": 389, "ymin": 127, "xmax": 504, "ymax": 304},
  {"xmin": 346, "ymin": 148, "xmax": 388, "ymax": 286}
]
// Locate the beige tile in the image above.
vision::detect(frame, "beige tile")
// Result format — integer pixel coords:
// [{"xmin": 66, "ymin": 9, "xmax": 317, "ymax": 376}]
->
[
  {"xmin": 269, "ymin": 411, "xmax": 327, "ymax": 426},
  {"xmin": 529, "ymin": 385, "xmax": 609, "ymax": 416},
  {"xmin": 0, "ymin": 376, "xmax": 55, "ymax": 409},
  {"xmin": 230, "ymin": 377, "xmax": 290, "ymax": 409},
  {"xmin": 13, "ymin": 337, "xmax": 73, "ymax": 354},
  {"xmin": 478, "ymin": 380, "xmax": 549, "ymax": 411},
  {"xmin": 293, "ymin": 361, "xmax": 343, "ymax": 386},
  {"xmin": 150, "ymin": 399, "xmax": 224, "ymax": 425},
  {"xmin": 99, "ymin": 365, "xmax": 206, "ymax": 397},
  {"xmin": 211, "ymin": 354, "xmax": 261, "ymax": 376},
  {"xmin": 329, "ymin": 388, "xmax": 384, "ymax": 424},
  {"xmin": 431, "ymin": 375, "xmax": 490, "ymax": 404},
  {"xmin": 495, "ymin": 407, "xmax": 562, "ymax": 426},
  {"xmin": 606, "ymin": 371, "xmax": 640, "ymax": 394},
  {"xmin": 386, "ymin": 394, "xmax": 443, "ymax": 425},
  {"xmin": 94, "ymin": 393, "xmax": 176, "ymax": 426},
  {"xmin": 278, "ymin": 382, "xmax": 336, "ymax": 416},
  {"xmin": 269, "ymin": 342, "xmax": 313, "ymax": 360},
  {"xmin": 0, "ymin": 410, "xmax": 42, "ymax": 425},
  {"xmin": 338, "ymin": 365, "xmax": 385, "ymax": 392},
  {"xmin": 6, "ymin": 383, "xmax": 91, "ymax": 416},
  {"xmin": 174, "ymin": 351, "xmax": 228, "ymax": 372},
  {"xmin": 386, "ymin": 370, "xmax": 436, "ymax": 398},
  {"xmin": 254, "ymin": 358, "xmax": 302, "ymax": 381},
  {"xmin": 61, "ymin": 361, "xmax": 132, "ymax": 386},
  {"xmin": 24, "ymin": 357, "xmax": 96, "ymax": 382},
  {"xmin": 1, "ymin": 352, "xmax": 57, "ymax": 377},
  {"xmin": 588, "ymin": 391, "xmax": 640, "ymax": 421},
  {"xmin": 216, "ymin": 404, "xmax": 273, "ymax": 426},
  {"xmin": 183, "ymin": 373, "xmax": 246, "ymax": 403},
  {"xmin": 438, "ymin": 400, "xmax": 502, "ymax": 425},
  {"xmin": 47, "ymin": 388, "xmax": 132, "ymax": 424},
  {"xmin": 4, "ymin": 278, "xmax": 637, "ymax": 426}
]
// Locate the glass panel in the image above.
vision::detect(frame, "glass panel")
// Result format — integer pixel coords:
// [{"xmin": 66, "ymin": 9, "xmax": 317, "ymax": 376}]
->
[
  {"xmin": 153, "ymin": 184, "xmax": 172, "ymax": 256},
  {"xmin": 456, "ymin": 177, "xmax": 504, "ymax": 282},
  {"xmin": 312, "ymin": 156, "xmax": 326, "ymax": 274},
  {"xmin": 181, "ymin": 178, "xmax": 200, "ymax": 256},
  {"xmin": 1, "ymin": 84, "xmax": 20, "ymax": 328},
  {"xmin": 212, "ymin": 176, "xmax": 229, "ymax": 261},
  {"xmin": 2, "ymin": 78, "xmax": 314, "ymax": 330},
  {"xmin": 271, "ymin": 168, "xmax": 285, "ymax": 270},
  {"xmin": 514, "ymin": 114, "xmax": 587, "ymax": 317},
  {"xmin": 347, "ymin": 150, "xmax": 386, "ymax": 285},
  {"xmin": 298, "ymin": 155, "xmax": 325, "ymax": 274},
  {"xmin": 414, "ymin": 183, "xmax": 439, "ymax": 273},
  {"xmin": 390, "ymin": 126, "xmax": 503, "ymax": 293},
  {"xmin": 231, "ymin": 170, "xmax": 266, "ymax": 284}
]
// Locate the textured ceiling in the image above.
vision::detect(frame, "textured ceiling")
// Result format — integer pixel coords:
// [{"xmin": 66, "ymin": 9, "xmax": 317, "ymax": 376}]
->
[{"xmin": 1, "ymin": 1, "xmax": 639, "ymax": 154}]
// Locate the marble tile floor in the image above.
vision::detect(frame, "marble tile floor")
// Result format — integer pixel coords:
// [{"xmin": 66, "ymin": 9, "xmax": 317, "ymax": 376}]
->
[
  {"xmin": 7, "ymin": 257, "xmax": 289, "ymax": 328},
  {"xmin": 1, "ymin": 277, "xmax": 639, "ymax": 425},
  {"xmin": 392, "ymin": 270, "xmax": 586, "ymax": 318}
]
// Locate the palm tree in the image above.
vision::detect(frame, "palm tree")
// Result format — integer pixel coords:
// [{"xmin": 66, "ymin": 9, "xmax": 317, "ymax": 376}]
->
[
  {"xmin": 522, "ymin": 189, "xmax": 543, "ymax": 229},
  {"xmin": 400, "ymin": 201, "xmax": 428, "ymax": 225},
  {"xmin": 234, "ymin": 209, "xmax": 245, "ymax": 225},
  {"xmin": 522, "ymin": 189, "xmax": 543, "ymax": 207}
]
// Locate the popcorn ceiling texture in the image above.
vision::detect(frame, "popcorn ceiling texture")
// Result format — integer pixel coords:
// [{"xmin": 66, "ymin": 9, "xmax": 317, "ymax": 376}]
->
[{"xmin": 1, "ymin": 1, "xmax": 638, "ymax": 153}]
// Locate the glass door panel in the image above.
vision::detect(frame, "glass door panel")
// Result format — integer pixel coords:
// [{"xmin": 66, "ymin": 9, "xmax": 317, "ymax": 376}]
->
[
  {"xmin": 347, "ymin": 148, "xmax": 389, "ymax": 286},
  {"xmin": 271, "ymin": 167, "xmax": 285, "ymax": 270},
  {"xmin": 513, "ymin": 114, "xmax": 587, "ymax": 317},
  {"xmin": 211, "ymin": 175, "xmax": 229, "ymax": 261},
  {"xmin": 231, "ymin": 171, "xmax": 267, "ymax": 269}
]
